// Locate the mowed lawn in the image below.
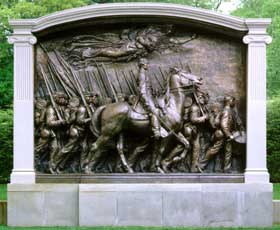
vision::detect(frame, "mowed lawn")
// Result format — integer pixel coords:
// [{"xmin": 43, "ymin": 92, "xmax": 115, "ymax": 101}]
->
[
  {"xmin": 0, "ymin": 184, "xmax": 7, "ymax": 200},
  {"xmin": 1, "ymin": 183, "xmax": 280, "ymax": 201}
]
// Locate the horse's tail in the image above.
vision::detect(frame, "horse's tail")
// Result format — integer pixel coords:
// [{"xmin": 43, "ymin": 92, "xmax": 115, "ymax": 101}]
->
[{"xmin": 90, "ymin": 105, "xmax": 106, "ymax": 137}]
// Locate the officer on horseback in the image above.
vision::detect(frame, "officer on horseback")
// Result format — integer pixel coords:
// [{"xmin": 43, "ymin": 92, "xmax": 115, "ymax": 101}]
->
[{"xmin": 138, "ymin": 58, "xmax": 161, "ymax": 139}]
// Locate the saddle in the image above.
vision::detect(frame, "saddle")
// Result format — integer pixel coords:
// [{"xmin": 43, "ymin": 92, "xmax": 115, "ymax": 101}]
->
[{"xmin": 129, "ymin": 97, "xmax": 149, "ymax": 120}]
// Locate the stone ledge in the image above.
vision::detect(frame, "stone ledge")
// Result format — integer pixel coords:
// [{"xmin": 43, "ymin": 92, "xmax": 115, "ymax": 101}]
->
[{"xmin": 36, "ymin": 173, "xmax": 244, "ymax": 184}]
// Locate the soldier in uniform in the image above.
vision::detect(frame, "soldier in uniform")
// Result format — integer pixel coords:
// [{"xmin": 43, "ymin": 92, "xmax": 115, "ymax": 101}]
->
[
  {"xmin": 220, "ymin": 95, "xmax": 244, "ymax": 173},
  {"xmin": 47, "ymin": 92, "xmax": 68, "ymax": 174},
  {"xmin": 138, "ymin": 58, "xmax": 161, "ymax": 139},
  {"xmin": 198, "ymin": 103, "xmax": 224, "ymax": 172},
  {"xmin": 34, "ymin": 98, "xmax": 49, "ymax": 170},
  {"xmin": 198, "ymin": 95, "xmax": 244, "ymax": 173},
  {"xmin": 52, "ymin": 97, "xmax": 81, "ymax": 173},
  {"xmin": 80, "ymin": 92, "xmax": 100, "ymax": 169},
  {"xmin": 160, "ymin": 96, "xmax": 193, "ymax": 172},
  {"xmin": 188, "ymin": 90, "xmax": 209, "ymax": 172}
]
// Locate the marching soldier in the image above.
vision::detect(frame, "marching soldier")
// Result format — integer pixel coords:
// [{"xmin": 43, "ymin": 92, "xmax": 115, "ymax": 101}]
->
[
  {"xmin": 198, "ymin": 103, "xmax": 224, "ymax": 172},
  {"xmin": 34, "ymin": 98, "xmax": 49, "ymax": 171},
  {"xmin": 47, "ymin": 92, "xmax": 68, "ymax": 174},
  {"xmin": 198, "ymin": 96, "xmax": 245, "ymax": 173},
  {"xmin": 188, "ymin": 90, "xmax": 209, "ymax": 172}
]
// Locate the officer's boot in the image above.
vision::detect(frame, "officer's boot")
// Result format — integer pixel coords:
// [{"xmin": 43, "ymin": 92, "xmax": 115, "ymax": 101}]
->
[{"xmin": 151, "ymin": 114, "xmax": 160, "ymax": 140}]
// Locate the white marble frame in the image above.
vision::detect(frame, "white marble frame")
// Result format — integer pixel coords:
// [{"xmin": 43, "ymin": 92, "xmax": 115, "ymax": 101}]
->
[{"xmin": 8, "ymin": 3, "xmax": 272, "ymax": 184}]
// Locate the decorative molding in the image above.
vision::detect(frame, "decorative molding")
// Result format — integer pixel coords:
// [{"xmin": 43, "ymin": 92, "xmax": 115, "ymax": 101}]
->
[
  {"xmin": 243, "ymin": 35, "xmax": 272, "ymax": 44},
  {"xmin": 245, "ymin": 18, "xmax": 272, "ymax": 35},
  {"xmin": 8, "ymin": 35, "xmax": 37, "ymax": 45},
  {"xmin": 9, "ymin": 3, "xmax": 249, "ymax": 33}
]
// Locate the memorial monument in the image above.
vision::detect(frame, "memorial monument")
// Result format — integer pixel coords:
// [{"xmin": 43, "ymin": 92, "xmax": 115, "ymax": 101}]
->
[{"xmin": 7, "ymin": 3, "xmax": 272, "ymax": 227}]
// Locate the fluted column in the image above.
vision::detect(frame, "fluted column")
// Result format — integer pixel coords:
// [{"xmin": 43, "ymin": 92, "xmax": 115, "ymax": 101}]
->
[
  {"xmin": 243, "ymin": 19, "xmax": 272, "ymax": 183},
  {"xmin": 8, "ymin": 34, "xmax": 37, "ymax": 184}
]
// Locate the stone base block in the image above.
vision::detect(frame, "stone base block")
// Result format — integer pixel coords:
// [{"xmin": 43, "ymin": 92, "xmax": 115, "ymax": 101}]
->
[
  {"xmin": 8, "ymin": 184, "xmax": 79, "ymax": 226},
  {"xmin": 79, "ymin": 183, "xmax": 273, "ymax": 227},
  {"xmin": 8, "ymin": 183, "xmax": 273, "ymax": 227}
]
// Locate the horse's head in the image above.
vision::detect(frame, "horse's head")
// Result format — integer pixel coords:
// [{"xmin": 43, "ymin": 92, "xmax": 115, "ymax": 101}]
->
[{"xmin": 169, "ymin": 67, "xmax": 203, "ymax": 88}]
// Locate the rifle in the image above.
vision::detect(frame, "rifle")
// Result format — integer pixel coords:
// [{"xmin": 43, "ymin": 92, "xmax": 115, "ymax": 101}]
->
[
  {"xmin": 153, "ymin": 72, "xmax": 164, "ymax": 90},
  {"xmin": 101, "ymin": 63, "xmax": 118, "ymax": 101},
  {"xmin": 115, "ymin": 69, "xmax": 123, "ymax": 93},
  {"xmin": 73, "ymin": 72, "xmax": 92, "ymax": 117},
  {"xmin": 122, "ymin": 71, "xmax": 134, "ymax": 95},
  {"xmin": 39, "ymin": 64, "xmax": 63, "ymax": 121}
]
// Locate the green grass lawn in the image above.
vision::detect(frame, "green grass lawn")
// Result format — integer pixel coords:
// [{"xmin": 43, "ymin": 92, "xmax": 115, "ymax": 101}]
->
[
  {"xmin": 0, "ymin": 184, "xmax": 7, "ymax": 201},
  {"xmin": 274, "ymin": 183, "xmax": 280, "ymax": 200}
]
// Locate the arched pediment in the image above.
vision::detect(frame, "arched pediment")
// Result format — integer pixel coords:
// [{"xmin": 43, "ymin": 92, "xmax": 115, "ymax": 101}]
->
[{"xmin": 9, "ymin": 3, "xmax": 251, "ymax": 37}]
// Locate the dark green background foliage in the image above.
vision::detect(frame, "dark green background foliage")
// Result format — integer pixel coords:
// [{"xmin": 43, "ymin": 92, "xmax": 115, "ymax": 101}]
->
[
  {"xmin": 0, "ymin": 0, "xmax": 279, "ymax": 182},
  {"xmin": 0, "ymin": 109, "xmax": 12, "ymax": 183},
  {"xmin": 267, "ymin": 98, "xmax": 280, "ymax": 182}
]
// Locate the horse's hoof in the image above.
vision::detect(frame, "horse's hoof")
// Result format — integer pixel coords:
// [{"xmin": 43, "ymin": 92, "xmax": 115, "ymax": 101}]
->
[
  {"xmin": 157, "ymin": 166, "xmax": 165, "ymax": 174},
  {"xmin": 84, "ymin": 166, "xmax": 93, "ymax": 174},
  {"xmin": 197, "ymin": 165, "xmax": 204, "ymax": 173},
  {"xmin": 127, "ymin": 167, "xmax": 134, "ymax": 174},
  {"xmin": 161, "ymin": 161, "xmax": 169, "ymax": 172},
  {"xmin": 49, "ymin": 167, "xmax": 57, "ymax": 175}
]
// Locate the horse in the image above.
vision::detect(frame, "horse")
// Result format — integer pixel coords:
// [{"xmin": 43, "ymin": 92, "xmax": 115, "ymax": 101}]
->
[{"xmin": 84, "ymin": 67, "xmax": 202, "ymax": 174}]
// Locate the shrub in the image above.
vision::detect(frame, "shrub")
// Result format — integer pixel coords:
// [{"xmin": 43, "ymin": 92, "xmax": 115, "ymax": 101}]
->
[
  {"xmin": 0, "ymin": 108, "xmax": 13, "ymax": 183},
  {"xmin": 267, "ymin": 97, "xmax": 280, "ymax": 182}
]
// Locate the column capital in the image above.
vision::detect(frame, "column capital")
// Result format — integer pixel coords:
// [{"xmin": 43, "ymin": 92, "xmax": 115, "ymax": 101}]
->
[
  {"xmin": 243, "ymin": 34, "xmax": 272, "ymax": 45},
  {"xmin": 8, "ymin": 35, "xmax": 37, "ymax": 45}
]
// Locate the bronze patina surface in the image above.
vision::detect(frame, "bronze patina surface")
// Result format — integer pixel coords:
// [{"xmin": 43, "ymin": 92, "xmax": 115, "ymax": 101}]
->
[{"xmin": 34, "ymin": 23, "xmax": 246, "ymax": 175}]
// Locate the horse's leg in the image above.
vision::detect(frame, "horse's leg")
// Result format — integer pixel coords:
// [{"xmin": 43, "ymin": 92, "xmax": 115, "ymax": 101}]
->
[
  {"xmin": 161, "ymin": 144, "xmax": 184, "ymax": 172},
  {"xmin": 127, "ymin": 138, "xmax": 149, "ymax": 170},
  {"xmin": 117, "ymin": 134, "xmax": 134, "ymax": 173},
  {"xmin": 84, "ymin": 134, "xmax": 111, "ymax": 174}
]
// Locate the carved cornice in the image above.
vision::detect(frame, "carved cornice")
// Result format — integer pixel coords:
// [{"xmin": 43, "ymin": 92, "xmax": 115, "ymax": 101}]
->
[
  {"xmin": 243, "ymin": 35, "xmax": 272, "ymax": 45},
  {"xmin": 8, "ymin": 35, "xmax": 37, "ymax": 45},
  {"xmin": 9, "ymin": 3, "xmax": 249, "ymax": 34}
]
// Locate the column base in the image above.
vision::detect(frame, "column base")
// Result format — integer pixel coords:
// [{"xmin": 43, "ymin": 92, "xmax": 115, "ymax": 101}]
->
[
  {"xmin": 245, "ymin": 168, "xmax": 270, "ymax": 183},
  {"xmin": 10, "ymin": 169, "xmax": 35, "ymax": 184}
]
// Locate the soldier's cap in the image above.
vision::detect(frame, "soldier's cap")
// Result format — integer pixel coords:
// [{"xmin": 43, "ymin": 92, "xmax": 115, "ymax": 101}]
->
[
  {"xmin": 196, "ymin": 90, "xmax": 209, "ymax": 99},
  {"xmin": 169, "ymin": 66, "xmax": 180, "ymax": 73},
  {"xmin": 83, "ymin": 92, "xmax": 99, "ymax": 97},
  {"xmin": 224, "ymin": 95, "xmax": 235, "ymax": 102},
  {"xmin": 69, "ymin": 97, "xmax": 80, "ymax": 107},
  {"xmin": 35, "ymin": 98, "xmax": 47, "ymax": 108},
  {"xmin": 53, "ymin": 92, "xmax": 68, "ymax": 98},
  {"xmin": 138, "ymin": 58, "xmax": 148, "ymax": 66}
]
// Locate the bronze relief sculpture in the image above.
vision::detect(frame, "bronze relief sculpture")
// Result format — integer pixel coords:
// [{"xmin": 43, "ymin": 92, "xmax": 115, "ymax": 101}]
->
[{"xmin": 34, "ymin": 24, "xmax": 246, "ymax": 174}]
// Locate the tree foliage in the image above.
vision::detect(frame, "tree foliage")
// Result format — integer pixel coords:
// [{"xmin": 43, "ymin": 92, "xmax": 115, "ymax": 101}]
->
[
  {"xmin": 232, "ymin": 0, "xmax": 280, "ymax": 98},
  {"xmin": 0, "ymin": 109, "xmax": 12, "ymax": 183},
  {"xmin": 267, "ymin": 98, "xmax": 280, "ymax": 182}
]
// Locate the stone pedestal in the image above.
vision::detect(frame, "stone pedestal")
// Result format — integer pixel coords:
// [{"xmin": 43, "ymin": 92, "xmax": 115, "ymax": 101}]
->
[{"xmin": 8, "ymin": 183, "xmax": 272, "ymax": 227}]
